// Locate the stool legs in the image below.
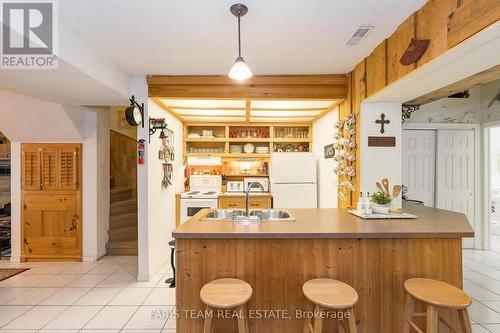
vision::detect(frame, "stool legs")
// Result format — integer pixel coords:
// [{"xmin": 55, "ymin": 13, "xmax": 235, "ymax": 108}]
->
[
  {"xmin": 202, "ymin": 305, "xmax": 249, "ymax": 333},
  {"xmin": 458, "ymin": 309, "xmax": 472, "ymax": 333},
  {"xmin": 403, "ymin": 293, "xmax": 473, "ymax": 333},
  {"xmin": 313, "ymin": 305, "xmax": 323, "ymax": 333},
  {"xmin": 203, "ymin": 306, "xmax": 214, "ymax": 333},
  {"xmin": 237, "ymin": 305, "xmax": 249, "ymax": 333},
  {"xmin": 347, "ymin": 307, "xmax": 357, "ymax": 333},
  {"xmin": 426, "ymin": 305, "xmax": 439, "ymax": 333}
]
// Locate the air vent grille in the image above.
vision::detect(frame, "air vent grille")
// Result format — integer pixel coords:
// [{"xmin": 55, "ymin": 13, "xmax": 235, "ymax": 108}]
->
[{"xmin": 346, "ymin": 25, "xmax": 374, "ymax": 46}]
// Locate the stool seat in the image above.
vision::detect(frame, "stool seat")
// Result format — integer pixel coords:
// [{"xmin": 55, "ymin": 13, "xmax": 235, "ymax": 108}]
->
[
  {"xmin": 303, "ymin": 278, "xmax": 358, "ymax": 310},
  {"xmin": 404, "ymin": 278, "xmax": 471, "ymax": 310},
  {"xmin": 200, "ymin": 278, "xmax": 253, "ymax": 309}
]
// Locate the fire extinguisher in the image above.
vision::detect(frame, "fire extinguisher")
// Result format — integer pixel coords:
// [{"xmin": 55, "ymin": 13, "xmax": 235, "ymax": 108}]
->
[{"xmin": 137, "ymin": 139, "xmax": 145, "ymax": 164}]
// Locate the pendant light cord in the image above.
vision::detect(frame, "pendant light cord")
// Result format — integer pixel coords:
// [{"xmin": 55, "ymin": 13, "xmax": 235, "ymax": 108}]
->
[{"xmin": 237, "ymin": 14, "xmax": 241, "ymax": 58}]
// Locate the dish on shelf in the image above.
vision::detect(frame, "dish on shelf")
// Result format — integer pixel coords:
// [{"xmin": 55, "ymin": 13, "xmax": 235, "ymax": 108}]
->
[
  {"xmin": 230, "ymin": 145, "xmax": 243, "ymax": 153},
  {"xmin": 187, "ymin": 133, "xmax": 201, "ymax": 138},
  {"xmin": 255, "ymin": 147, "xmax": 270, "ymax": 154},
  {"xmin": 243, "ymin": 143, "xmax": 255, "ymax": 154}
]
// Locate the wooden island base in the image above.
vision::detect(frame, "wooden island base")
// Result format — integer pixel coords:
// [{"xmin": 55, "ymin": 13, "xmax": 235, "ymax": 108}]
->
[{"xmin": 176, "ymin": 238, "xmax": 463, "ymax": 333}]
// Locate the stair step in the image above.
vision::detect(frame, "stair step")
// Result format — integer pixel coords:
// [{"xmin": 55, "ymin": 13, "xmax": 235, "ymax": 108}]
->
[
  {"xmin": 110, "ymin": 187, "xmax": 134, "ymax": 202},
  {"xmin": 109, "ymin": 212, "xmax": 137, "ymax": 228},
  {"xmin": 110, "ymin": 199, "xmax": 137, "ymax": 216},
  {"xmin": 108, "ymin": 226, "xmax": 137, "ymax": 242},
  {"xmin": 106, "ymin": 247, "xmax": 138, "ymax": 256},
  {"xmin": 106, "ymin": 240, "xmax": 137, "ymax": 249}
]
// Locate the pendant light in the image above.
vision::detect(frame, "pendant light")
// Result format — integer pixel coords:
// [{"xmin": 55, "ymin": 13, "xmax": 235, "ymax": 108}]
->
[{"xmin": 228, "ymin": 4, "xmax": 252, "ymax": 81}]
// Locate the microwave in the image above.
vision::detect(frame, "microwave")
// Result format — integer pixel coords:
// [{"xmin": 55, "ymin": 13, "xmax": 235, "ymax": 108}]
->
[{"xmin": 243, "ymin": 177, "xmax": 269, "ymax": 192}]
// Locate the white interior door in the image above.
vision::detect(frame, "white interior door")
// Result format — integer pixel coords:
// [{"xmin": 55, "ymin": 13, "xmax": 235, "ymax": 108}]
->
[
  {"xmin": 403, "ymin": 130, "xmax": 436, "ymax": 207},
  {"xmin": 436, "ymin": 129, "xmax": 475, "ymax": 248}
]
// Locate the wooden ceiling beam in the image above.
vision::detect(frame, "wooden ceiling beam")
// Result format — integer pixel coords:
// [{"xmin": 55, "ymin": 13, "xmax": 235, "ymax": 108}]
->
[
  {"xmin": 148, "ymin": 75, "xmax": 347, "ymax": 100},
  {"xmin": 405, "ymin": 64, "xmax": 500, "ymax": 106}
]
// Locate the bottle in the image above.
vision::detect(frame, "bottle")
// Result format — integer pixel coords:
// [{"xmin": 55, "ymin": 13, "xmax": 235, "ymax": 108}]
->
[
  {"xmin": 365, "ymin": 192, "xmax": 373, "ymax": 215},
  {"xmin": 357, "ymin": 192, "xmax": 366, "ymax": 214}
]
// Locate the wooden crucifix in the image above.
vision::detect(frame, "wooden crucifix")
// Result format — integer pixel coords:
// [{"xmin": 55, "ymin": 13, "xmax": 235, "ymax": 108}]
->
[{"xmin": 375, "ymin": 113, "xmax": 390, "ymax": 134}]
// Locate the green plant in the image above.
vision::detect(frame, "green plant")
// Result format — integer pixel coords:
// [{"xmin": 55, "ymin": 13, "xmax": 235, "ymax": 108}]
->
[{"xmin": 371, "ymin": 191, "xmax": 392, "ymax": 205}]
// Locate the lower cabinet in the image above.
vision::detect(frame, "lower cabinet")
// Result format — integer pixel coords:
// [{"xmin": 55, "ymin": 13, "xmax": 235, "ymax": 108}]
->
[
  {"xmin": 22, "ymin": 193, "xmax": 81, "ymax": 260},
  {"xmin": 219, "ymin": 195, "xmax": 272, "ymax": 209}
]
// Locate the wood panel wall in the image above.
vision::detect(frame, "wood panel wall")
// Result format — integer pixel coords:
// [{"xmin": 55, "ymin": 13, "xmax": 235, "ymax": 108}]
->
[
  {"xmin": 176, "ymin": 238, "xmax": 463, "ymax": 333},
  {"xmin": 110, "ymin": 130, "xmax": 137, "ymax": 193},
  {"xmin": 339, "ymin": 0, "xmax": 499, "ymax": 207}
]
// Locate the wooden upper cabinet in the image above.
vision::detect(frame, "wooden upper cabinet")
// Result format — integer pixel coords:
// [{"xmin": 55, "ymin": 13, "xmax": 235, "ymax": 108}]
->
[
  {"xmin": 387, "ymin": 15, "xmax": 416, "ymax": 85},
  {"xmin": 59, "ymin": 146, "xmax": 79, "ymax": 191},
  {"xmin": 22, "ymin": 144, "xmax": 80, "ymax": 191}
]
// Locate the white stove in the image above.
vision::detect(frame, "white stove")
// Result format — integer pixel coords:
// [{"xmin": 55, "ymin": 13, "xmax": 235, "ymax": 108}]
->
[
  {"xmin": 180, "ymin": 190, "xmax": 220, "ymax": 199},
  {"xmin": 180, "ymin": 175, "xmax": 222, "ymax": 223}
]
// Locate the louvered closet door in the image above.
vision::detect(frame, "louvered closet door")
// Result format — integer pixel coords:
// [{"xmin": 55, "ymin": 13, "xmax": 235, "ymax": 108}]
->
[
  {"xmin": 21, "ymin": 146, "xmax": 41, "ymax": 190},
  {"xmin": 59, "ymin": 146, "xmax": 79, "ymax": 191},
  {"xmin": 41, "ymin": 147, "xmax": 59, "ymax": 190}
]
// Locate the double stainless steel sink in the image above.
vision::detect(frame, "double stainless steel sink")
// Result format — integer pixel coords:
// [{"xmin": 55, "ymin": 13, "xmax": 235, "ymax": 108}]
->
[{"xmin": 200, "ymin": 209, "xmax": 295, "ymax": 222}]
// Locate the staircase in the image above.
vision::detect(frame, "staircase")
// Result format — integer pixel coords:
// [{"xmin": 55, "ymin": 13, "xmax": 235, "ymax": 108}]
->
[{"xmin": 106, "ymin": 187, "xmax": 138, "ymax": 255}]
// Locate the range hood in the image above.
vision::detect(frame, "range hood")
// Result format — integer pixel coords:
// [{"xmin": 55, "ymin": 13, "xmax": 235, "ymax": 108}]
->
[{"xmin": 186, "ymin": 157, "xmax": 222, "ymax": 166}]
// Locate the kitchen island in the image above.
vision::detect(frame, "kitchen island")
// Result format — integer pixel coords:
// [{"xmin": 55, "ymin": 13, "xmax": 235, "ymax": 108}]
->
[{"xmin": 173, "ymin": 204, "xmax": 474, "ymax": 333}]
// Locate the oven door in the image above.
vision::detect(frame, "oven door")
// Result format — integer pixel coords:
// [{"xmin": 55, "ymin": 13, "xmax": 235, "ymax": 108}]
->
[{"xmin": 180, "ymin": 198, "xmax": 218, "ymax": 223}]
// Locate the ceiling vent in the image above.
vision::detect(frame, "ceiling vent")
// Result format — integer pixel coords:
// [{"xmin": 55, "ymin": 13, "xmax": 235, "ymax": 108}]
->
[{"xmin": 346, "ymin": 26, "xmax": 374, "ymax": 46}]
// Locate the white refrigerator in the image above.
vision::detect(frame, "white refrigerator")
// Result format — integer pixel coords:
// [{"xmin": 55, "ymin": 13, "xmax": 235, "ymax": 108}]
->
[{"xmin": 271, "ymin": 153, "xmax": 317, "ymax": 208}]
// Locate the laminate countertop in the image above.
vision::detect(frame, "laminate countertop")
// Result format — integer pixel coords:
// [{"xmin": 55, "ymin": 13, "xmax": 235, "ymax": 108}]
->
[{"xmin": 172, "ymin": 203, "xmax": 474, "ymax": 239}]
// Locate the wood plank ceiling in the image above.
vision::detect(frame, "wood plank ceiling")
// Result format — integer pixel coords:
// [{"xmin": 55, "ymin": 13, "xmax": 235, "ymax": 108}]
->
[
  {"xmin": 148, "ymin": 75, "xmax": 345, "ymax": 123},
  {"xmin": 153, "ymin": 98, "xmax": 341, "ymax": 123}
]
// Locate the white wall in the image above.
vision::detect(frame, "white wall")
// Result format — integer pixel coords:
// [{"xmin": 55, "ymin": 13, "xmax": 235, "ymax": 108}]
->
[
  {"xmin": 312, "ymin": 108, "xmax": 339, "ymax": 208},
  {"xmin": 482, "ymin": 78, "xmax": 500, "ymax": 124},
  {"xmin": 0, "ymin": 88, "xmax": 109, "ymax": 262},
  {"xmin": 133, "ymin": 77, "xmax": 184, "ymax": 281},
  {"xmin": 360, "ymin": 103, "xmax": 403, "ymax": 208}
]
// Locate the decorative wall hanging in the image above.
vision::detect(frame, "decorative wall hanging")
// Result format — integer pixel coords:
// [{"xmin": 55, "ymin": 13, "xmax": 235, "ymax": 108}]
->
[
  {"xmin": 333, "ymin": 113, "xmax": 357, "ymax": 202},
  {"xmin": 401, "ymin": 105, "xmax": 419, "ymax": 123},
  {"xmin": 400, "ymin": 38, "xmax": 430, "ymax": 65},
  {"xmin": 375, "ymin": 113, "xmax": 390, "ymax": 134},
  {"xmin": 324, "ymin": 144, "xmax": 335, "ymax": 159},
  {"xmin": 125, "ymin": 95, "xmax": 144, "ymax": 127},
  {"xmin": 368, "ymin": 136, "xmax": 396, "ymax": 147}
]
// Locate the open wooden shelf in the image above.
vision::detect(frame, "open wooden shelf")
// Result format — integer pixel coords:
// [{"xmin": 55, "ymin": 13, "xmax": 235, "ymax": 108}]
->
[{"xmin": 183, "ymin": 123, "xmax": 312, "ymax": 159}]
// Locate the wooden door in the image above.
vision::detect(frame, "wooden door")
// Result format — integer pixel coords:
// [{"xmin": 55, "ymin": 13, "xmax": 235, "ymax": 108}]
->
[
  {"xmin": 403, "ymin": 130, "xmax": 436, "ymax": 207},
  {"xmin": 21, "ymin": 143, "xmax": 82, "ymax": 260},
  {"xmin": 22, "ymin": 194, "xmax": 80, "ymax": 258}
]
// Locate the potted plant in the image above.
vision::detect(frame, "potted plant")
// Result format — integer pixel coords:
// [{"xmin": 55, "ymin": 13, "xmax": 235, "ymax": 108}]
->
[{"xmin": 371, "ymin": 191, "xmax": 392, "ymax": 214}]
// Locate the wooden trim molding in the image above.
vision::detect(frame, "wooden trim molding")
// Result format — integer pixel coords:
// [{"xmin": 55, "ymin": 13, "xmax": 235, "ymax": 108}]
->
[{"xmin": 147, "ymin": 75, "xmax": 347, "ymax": 99}]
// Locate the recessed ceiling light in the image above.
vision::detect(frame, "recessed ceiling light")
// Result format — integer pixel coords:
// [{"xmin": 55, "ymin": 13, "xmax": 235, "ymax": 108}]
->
[{"xmin": 346, "ymin": 25, "xmax": 374, "ymax": 46}]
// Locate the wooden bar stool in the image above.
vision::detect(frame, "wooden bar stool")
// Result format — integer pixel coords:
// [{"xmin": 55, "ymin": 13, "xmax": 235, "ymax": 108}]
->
[
  {"xmin": 200, "ymin": 278, "xmax": 252, "ymax": 333},
  {"xmin": 302, "ymin": 278, "xmax": 358, "ymax": 333},
  {"xmin": 403, "ymin": 278, "xmax": 472, "ymax": 333}
]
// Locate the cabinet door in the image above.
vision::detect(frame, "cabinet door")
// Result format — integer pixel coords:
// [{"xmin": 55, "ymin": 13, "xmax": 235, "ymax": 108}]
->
[
  {"xmin": 41, "ymin": 147, "xmax": 59, "ymax": 190},
  {"xmin": 219, "ymin": 196, "xmax": 245, "ymax": 209},
  {"xmin": 21, "ymin": 146, "xmax": 42, "ymax": 190},
  {"xmin": 249, "ymin": 197, "xmax": 272, "ymax": 209},
  {"xmin": 22, "ymin": 194, "xmax": 80, "ymax": 257},
  {"xmin": 59, "ymin": 146, "xmax": 79, "ymax": 191}
]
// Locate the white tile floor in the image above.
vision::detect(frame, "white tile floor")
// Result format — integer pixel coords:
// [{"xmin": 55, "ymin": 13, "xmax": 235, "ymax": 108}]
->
[
  {"xmin": 0, "ymin": 256, "xmax": 175, "ymax": 332},
  {"xmin": 4, "ymin": 250, "xmax": 500, "ymax": 332}
]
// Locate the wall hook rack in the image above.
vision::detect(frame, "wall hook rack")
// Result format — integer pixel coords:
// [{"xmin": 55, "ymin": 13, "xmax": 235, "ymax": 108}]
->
[{"xmin": 149, "ymin": 117, "xmax": 173, "ymax": 143}]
